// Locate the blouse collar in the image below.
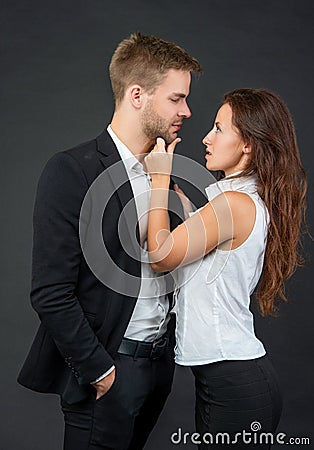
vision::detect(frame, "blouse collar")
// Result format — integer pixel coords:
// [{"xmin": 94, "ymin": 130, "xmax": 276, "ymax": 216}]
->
[{"xmin": 205, "ymin": 171, "xmax": 259, "ymax": 201}]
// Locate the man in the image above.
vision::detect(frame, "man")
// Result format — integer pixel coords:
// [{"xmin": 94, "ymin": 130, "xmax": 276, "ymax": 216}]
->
[{"xmin": 18, "ymin": 32, "xmax": 201, "ymax": 450}]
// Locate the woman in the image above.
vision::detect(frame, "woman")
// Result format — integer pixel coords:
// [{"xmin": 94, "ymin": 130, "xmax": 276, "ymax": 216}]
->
[{"xmin": 145, "ymin": 88, "xmax": 307, "ymax": 448}]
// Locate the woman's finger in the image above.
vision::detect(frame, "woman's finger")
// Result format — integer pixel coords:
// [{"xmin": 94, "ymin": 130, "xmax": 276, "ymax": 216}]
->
[
  {"xmin": 174, "ymin": 183, "xmax": 187, "ymax": 198},
  {"xmin": 167, "ymin": 137, "xmax": 181, "ymax": 154},
  {"xmin": 174, "ymin": 183, "xmax": 183, "ymax": 194},
  {"xmin": 152, "ymin": 137, "xmax": 166, "ymax": 153}
]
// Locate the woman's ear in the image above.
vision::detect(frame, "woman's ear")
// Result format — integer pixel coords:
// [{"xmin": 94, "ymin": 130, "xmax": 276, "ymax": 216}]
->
[{"xmin": 243, "ymin": 142, "xmax": 252, "ymax": 154}]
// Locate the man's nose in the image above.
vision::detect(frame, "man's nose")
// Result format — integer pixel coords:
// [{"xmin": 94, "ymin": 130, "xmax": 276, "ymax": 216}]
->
[{"xmin": 179, "ymin": 102, "xmax": 192, "ymax": 118}]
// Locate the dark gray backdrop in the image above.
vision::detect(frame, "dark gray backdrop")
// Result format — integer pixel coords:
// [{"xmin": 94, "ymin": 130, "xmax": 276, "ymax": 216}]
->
[{"xmin": 1, "ymin": 1, "xmax": 313, "ymax": 449}]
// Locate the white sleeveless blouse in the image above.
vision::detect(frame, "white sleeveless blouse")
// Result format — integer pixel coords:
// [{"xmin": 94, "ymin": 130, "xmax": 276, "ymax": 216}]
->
[{"xmin": 173, "ymin": 174, "xmax": 269, "ymax": 366}]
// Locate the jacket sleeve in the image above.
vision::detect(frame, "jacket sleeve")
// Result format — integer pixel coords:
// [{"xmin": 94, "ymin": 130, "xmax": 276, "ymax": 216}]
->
[{"xmin": 30, "ymin": 151, "xmax": 114, "ymax": 385}]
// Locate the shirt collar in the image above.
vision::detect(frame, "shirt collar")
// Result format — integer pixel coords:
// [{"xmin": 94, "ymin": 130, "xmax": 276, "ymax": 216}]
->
[
  {"xmin": 223, "ymin": 170, "xmax": 243, "ymax": 179},
  {"xmin": 107, "ymin": 125, "xmax": 144, "ymax": 174},
  {"xmin": 205, "ymin": 171, "xmax": 259, "ymax": 201}
]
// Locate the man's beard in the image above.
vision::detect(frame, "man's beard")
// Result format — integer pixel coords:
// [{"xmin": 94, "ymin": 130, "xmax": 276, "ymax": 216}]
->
[{"xmin": 141, "ymin": 101, "xmax": 175, "ymax": 145}]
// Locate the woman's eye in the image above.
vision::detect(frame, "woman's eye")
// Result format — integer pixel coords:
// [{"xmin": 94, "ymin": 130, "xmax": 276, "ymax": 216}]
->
[{"xmin": 215, "ymin": 125, "xmax": 221, "ymax": 133}]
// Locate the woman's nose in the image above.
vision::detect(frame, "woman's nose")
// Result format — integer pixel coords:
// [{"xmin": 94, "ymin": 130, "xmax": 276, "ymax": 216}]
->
[{"xmin": 203, "ymin": 132, "xmax": 212, "ymax": 146}]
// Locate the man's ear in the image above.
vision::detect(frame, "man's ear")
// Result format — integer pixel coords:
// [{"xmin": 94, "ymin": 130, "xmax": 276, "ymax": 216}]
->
[{"xmin": 129, "ymin": 85, "xmax": 144, "ymax": 109}]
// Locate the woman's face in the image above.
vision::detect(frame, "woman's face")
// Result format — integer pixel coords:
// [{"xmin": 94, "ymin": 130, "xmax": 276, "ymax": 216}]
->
[{"xmin": 203, "ymin": 103, "xmax": 250, "ymax": 176}]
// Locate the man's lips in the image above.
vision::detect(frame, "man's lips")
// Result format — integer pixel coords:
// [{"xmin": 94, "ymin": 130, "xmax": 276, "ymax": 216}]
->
[{"xmin": 172, "ymin": 123, "xmax": 182, "ymax": 131}]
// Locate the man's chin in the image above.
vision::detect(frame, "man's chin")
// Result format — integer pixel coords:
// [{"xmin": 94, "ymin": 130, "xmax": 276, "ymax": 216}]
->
[
  {"xmin": 153, "ymin": 130, "xmax": 176, "ymax": 145},
  {"xmin": 163, "ymin": 133, "xmax": 177, "ymax": 145}
]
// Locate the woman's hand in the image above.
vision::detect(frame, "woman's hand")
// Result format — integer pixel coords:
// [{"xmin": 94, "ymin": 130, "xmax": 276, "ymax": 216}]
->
[
  {"xmin": 174, "ymin": 183, "xmax": 195, "ymax": 219},
  {"xmin": 145, "ymin": 137, "xmax": 181, "ymax": 182}
]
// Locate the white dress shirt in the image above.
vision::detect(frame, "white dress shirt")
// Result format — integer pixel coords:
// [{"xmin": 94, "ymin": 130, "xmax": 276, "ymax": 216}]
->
[
  {"xmin": 91, "ymin": 127, "xmax": 171, "ymax": 384},
  {"xmin": 173, "ymin": 174, "xmax": 268, "ymax": 366},
  {"xmin": 107, "ymin": 125, "xmax": 170, "ymax": 342}
]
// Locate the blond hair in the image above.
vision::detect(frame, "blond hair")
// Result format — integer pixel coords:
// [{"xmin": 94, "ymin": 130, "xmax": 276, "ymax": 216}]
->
[{"xmin": 109, "ymin": 32, "xmax": 202, "ymax": 106}]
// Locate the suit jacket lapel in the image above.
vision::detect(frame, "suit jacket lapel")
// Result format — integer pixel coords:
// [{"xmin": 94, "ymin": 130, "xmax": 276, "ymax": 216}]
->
[{"xmin": 96, "ymin": 130, "xmax": 140, "ymax": 260}]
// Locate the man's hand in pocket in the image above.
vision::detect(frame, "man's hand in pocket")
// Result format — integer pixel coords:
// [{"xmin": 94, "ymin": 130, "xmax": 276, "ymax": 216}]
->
[{"xmin": 93, "ymin": 369, "xmax": 116, "ymax": 400}]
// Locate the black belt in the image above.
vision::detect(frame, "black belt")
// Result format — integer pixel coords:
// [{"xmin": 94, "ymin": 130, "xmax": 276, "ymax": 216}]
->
[{"xmin": 117, "ymin": 335, "xmax": 169, "ymax": 360}]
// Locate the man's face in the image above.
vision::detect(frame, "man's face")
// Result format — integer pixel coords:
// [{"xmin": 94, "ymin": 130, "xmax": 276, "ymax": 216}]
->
[{"xmin": 141, "ymin": 69, "xmax": 192, "ymax": 145}]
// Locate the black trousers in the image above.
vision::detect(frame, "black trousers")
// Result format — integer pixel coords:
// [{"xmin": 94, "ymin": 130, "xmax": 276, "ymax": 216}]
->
[
  {"xmin": 61, "ymin": 339, "xmax": 175, "ymax": 450},
  {"xmin": 191, "ymin": 355, "xmax": 282, "ymax": 449}
]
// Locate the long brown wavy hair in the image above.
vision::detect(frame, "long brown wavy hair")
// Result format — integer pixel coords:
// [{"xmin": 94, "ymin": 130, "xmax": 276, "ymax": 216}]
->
[{"xmin": 223, "ymin": 88, "xmax": 307, "ymax": 316}]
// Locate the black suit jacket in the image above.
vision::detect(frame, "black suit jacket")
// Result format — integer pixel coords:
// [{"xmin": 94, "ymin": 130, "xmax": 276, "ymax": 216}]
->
[{"xmin": 18, "ymin": 130, "xmax": 182, "ymax": 404}]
